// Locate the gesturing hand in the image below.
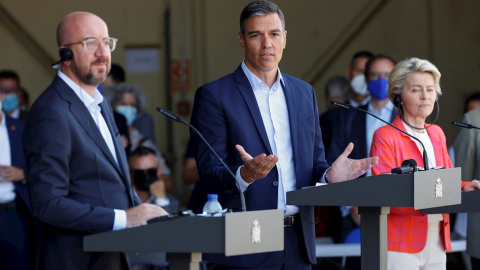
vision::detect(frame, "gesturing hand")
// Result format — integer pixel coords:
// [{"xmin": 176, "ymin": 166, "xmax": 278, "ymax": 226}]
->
[
  {"xmin": 327, "ymin": 142, "xmax": 379, "ymax": 183},
  {"xmin": 235, "ymin": 144, "xmax": 278, "ymax": 183}
]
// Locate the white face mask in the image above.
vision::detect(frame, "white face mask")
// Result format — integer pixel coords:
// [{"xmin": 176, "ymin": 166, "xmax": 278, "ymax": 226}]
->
[{"xmin": 350, "ymin": 74, "xmax": 369, "ymax": 96}]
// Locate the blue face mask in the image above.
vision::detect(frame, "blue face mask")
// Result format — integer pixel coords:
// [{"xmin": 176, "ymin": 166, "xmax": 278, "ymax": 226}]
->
[
  {"xmin": 116, "ymin": 105, "xmax": 137, "ymax": 126},
  {"xmin": 367, "ymin": 77, "xmax": 389, "ymax": 100},
  {"xmin": 2, "ymin": 94, "xmax": 19, "ymax": 112}
]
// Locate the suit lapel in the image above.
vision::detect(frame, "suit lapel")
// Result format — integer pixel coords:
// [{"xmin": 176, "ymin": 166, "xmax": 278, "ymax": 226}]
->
[
  {"xmin": 99, "ymin": 100, "xmax": 130, "ymax": 181},
  {"xmin": 53, "ymin": 76, "xmax": 124, "ymax": 177},
  {"xmin": 234, "ymin": 66, "xmax": 274, "ymax": 154},
  {"xmin": 359, "ymin": 108, "xmax": 368, "ymax": 157},
  {"xmin": 281, "ymin": 76, "xmax": 298, "ymax": 163}
]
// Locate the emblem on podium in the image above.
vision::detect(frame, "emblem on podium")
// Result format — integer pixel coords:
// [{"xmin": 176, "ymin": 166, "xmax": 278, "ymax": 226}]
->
[
  {"xmin": 435, "ymin": 177, "xmax": 443, "ymax": 198},
  {"xmin": 251, "ymin": 218, "xmax": 261, "ymax": 244}
]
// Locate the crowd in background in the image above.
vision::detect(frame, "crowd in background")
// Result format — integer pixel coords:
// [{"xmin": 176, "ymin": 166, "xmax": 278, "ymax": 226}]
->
[{"xmin": 2, "ymin": 42, "xmax": 480, "ymax": 270}]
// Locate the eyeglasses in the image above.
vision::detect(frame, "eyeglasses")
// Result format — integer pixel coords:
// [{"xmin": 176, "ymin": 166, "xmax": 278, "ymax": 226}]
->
[
  {"xmin": 0, "ymin": 87, "xmax": 17, "ymax": 94},
  {"xmin": 63, "ymin": 37, "xmax": 118, "ymax": 52},
  {"xmin": 369, "ymin": 71, "xmax": 391, "ymax": 80}
]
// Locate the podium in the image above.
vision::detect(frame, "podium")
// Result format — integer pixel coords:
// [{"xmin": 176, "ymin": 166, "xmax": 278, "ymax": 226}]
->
[
  {"xmin": 84, "ymin": 210, "xmax": 283, "ymax": 270},
  {"xmin": 287, "ymin": 168, "xmax": 461, "ymax": 270},
  {"xmin": 422, "ymin": 188, "xmax": 480, "ymax": 214}
]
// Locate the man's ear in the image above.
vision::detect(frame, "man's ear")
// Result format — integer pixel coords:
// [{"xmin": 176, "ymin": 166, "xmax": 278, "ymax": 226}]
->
[{"xmin": 238, "ymin": 32, "xmax": 245, "ymax": 50}]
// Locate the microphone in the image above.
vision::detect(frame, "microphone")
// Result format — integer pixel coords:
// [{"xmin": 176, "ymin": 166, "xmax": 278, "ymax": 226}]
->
[
  {"xmin": 156, "ymin": 107, "xmax": 247, "ymax": 212},
  {"xmin": 331, "ymin": 101, "xmax": 430, "ymax": 171},
  {"xmin": 452, "ymin": 121, "xmax": 480, "ymax": 130}
]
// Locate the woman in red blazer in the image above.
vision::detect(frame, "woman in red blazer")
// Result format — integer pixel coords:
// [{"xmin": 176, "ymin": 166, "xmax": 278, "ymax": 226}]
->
[{"xmin": 370, "ymin": 57, "xmax": 480, "ymax": 269}]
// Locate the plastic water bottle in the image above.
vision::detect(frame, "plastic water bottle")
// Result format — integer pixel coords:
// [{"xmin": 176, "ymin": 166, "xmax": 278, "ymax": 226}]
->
[{"xmin": 202, "ymin": 194, "xmax": 223, "ymax": 216}]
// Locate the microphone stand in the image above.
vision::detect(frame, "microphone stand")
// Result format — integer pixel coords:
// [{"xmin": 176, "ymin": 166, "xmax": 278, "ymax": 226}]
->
[
  {"xmin": 156, "ymin": 107, "xmax": 247, "ymax": 212},
  {"xmin": 331, "ymin": 101, "xmax": 430, "ymax": 171}
]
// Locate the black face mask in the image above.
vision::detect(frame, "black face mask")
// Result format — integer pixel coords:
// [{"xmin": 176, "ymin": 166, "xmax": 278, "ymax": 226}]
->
[{"xmin": 133, "ymin": 168, "xmax": 158, "ymax": 191}]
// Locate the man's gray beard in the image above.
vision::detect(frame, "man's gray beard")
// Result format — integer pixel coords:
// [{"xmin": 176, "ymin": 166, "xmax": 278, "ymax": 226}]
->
[{"xmin": 75, "ymin": 66, "xmax": 110, "ymax": 86}]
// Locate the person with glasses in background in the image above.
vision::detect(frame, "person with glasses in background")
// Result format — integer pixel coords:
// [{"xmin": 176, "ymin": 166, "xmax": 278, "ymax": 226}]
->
[
  {"xmin": 327, "ymin": 55, "xmax": 397, "ymax": 254},
  {"xmin": 23, "ymin": 12, "xmax": 168, "ymax": 269}
]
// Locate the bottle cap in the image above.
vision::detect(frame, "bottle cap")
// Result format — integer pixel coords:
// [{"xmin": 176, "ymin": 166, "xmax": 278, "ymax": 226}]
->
[{"xmin": 207, "ymin": 194, "xmax": 218, "ymax": 200}]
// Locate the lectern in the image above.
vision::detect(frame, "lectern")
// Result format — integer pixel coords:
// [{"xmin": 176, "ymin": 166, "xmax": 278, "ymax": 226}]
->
[
  {"xmin": 422, "ymin": 188, "xmax": 480, "ymax": 214},
  {"xmin": 84, "ymin": 210, "xmax": 283, "ymax": 270},
  {"xmin": 287, "ymin": 168, "xmax": 461, "ymax": 270}
]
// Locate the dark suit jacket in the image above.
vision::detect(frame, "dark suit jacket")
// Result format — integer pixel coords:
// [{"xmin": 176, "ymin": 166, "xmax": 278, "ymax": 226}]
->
[
  {"xmin": 320, "ymin": 107, "xmax": 344, "ymax": 159},
  {"xmin": 23, "ymin": 75, "xmax": 141, "ymax": 269},
  {"xmin": 189, "ymin": 65, "xmax": 330, "ymax": 267},
  {"xmin": 326, "ymin": 103, "xmax": 397, "ymax": 165},
  {"xmin": 5, "ymin": 116, "xmax": 30, "ymax": 211}
]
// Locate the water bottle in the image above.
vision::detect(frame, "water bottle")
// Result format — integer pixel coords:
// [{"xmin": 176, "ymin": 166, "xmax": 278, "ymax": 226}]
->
[{"xmin": 202, "ymin": 194, "xmax": 223, "ymax": 216}]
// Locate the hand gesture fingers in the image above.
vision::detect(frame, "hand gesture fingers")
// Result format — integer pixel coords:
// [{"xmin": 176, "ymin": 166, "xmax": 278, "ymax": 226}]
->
[
  {"xmin": 236, "ymin": 144, "xmax": 278, "ymax": 183},
  {"xmin": 328, "ymin": 143, "xmax": 378, "ymax": 183}
]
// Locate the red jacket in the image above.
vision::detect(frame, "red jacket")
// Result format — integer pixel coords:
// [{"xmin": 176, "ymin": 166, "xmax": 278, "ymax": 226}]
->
[{"xmin": 371, "ymin": 116, "xmax": 467, "ymax": 253}]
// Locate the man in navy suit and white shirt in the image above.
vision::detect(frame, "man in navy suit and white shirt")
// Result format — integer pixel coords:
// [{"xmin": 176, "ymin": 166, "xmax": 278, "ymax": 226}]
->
[
  {"xmin": 0, "ymin": 86, "xmax": 34, "ymax": 270},
  {"xmin": 23, "ymin": 12, "xmax": 167, "ymax": 269},
  {"xmin": 190, "ymin": 1, "xmax": 378, "ymax": 269}
]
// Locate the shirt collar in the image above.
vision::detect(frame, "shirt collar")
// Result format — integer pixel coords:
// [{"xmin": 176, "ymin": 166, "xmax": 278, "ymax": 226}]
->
[
  {"xmin": 58, "ymin": 70, "xmax": 104, "ymax": 114},
  {"xmin": 367, "ymin": 100, "xmax": 394, "ymax": 114},
  {"xmin": 241, "ymin": 60, "xmax": 285, "ymax": 91}
]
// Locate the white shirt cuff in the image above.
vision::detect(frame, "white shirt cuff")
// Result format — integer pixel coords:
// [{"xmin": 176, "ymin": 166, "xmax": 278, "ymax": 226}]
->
[
  {"xmin": 320, "ymin": 168, "xmax": 330, "ymax": 184},
  {"xmin": 236, "ymin": 166, "xmax": 251, "ymax": 192},
  {"xmin": 113, "ymin": 209, "xmax": 127, "ymax": 231}
]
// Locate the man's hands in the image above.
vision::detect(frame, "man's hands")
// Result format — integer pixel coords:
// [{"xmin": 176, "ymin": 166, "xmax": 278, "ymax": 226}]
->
[
  {"xmin": 326, "ymin": 143, "xmax": 379, "ymax": 183},
  {"xmin": 125, "ymin": 204, "xmax": 169, "ymax": 228},
  {"xmin": 236, "ymin": 145, "xmax": 278, "ymax": 183},
  {"xmin": 463, "ymin": 180, "xmax": 480, "ymax": 192},
  {"xmin": 0, "ymin": 165, "xmax": 25, "ymax": 182}
]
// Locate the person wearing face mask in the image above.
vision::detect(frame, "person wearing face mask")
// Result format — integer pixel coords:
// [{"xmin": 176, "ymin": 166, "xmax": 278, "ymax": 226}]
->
[
  {"xmin": 128, "ymin": 146, "xmax": 178, "ymax": 270},
  {"xmin": 347, "ymin": 51, "xmax": 374, "ymax": 107},
  {"xmin": 326, "ymin": 55, "xmax": 398, "ymax": 255},
  {"xmin": 0, "ymin": 70, "xmax": 28, "ymax": 121},
  {"xmin": 0, "ymin": 79, "xmax": 35, "ymax": 270},
  {"xmin": 129, "ymin": 146, "xmax": 179, "ymax": 214},
  {"xmin": 106, "ymin": 83, "xmax": 173, "ymax": 191}
]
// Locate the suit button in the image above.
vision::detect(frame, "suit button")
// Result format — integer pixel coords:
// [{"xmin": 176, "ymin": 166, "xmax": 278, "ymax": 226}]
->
[{"xmin": 272, "ymin": 181, "xmax": 278, "ymax": 186}]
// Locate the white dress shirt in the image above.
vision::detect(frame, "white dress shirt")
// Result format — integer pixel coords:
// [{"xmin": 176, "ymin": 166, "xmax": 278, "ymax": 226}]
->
[
  {"xmin": 58, "ymin": 70, "xmax": 126, "ymax": 230},
  {"xmin": 0, "ymin": 111, "xmax": 15, "ymax": 203},
  {"xmin": 235, "ymin": 61, "xmax": 326, "ymax": 216}
]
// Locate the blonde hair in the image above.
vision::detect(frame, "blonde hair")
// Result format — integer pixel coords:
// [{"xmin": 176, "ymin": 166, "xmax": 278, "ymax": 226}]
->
[{"xmin": 388, "ymin": 57, "xmax": 441, "ymax": 103}]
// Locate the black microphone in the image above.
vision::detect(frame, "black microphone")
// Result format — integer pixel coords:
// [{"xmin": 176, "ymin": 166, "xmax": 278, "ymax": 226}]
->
[
  {"xmin": 156, "ymin": 107, "xmax": 247, "ymax": 212},
  {"xmin": 51, "ymin": 48, "xmax": 74, "ymax": 69},
  {"xmin": 452, "ymin": 121, "xmax": 480, "ymax": 130},
  {"xmin": 331, "ymin": 101, "xmax": 430, "ymax": 171}
]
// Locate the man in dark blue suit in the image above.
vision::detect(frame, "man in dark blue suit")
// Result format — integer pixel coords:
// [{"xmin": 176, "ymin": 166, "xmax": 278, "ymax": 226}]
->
[
  {"xmin": 0, "ymin": 91, "xmax": 34, "ymax": 270},
  {"xmin": 189, "ymin": 1, "xmax": 378, "ymax": 269},
  {"xmin": 23, "ymin": 12, "xmax": 167, "ymax": 269}
]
